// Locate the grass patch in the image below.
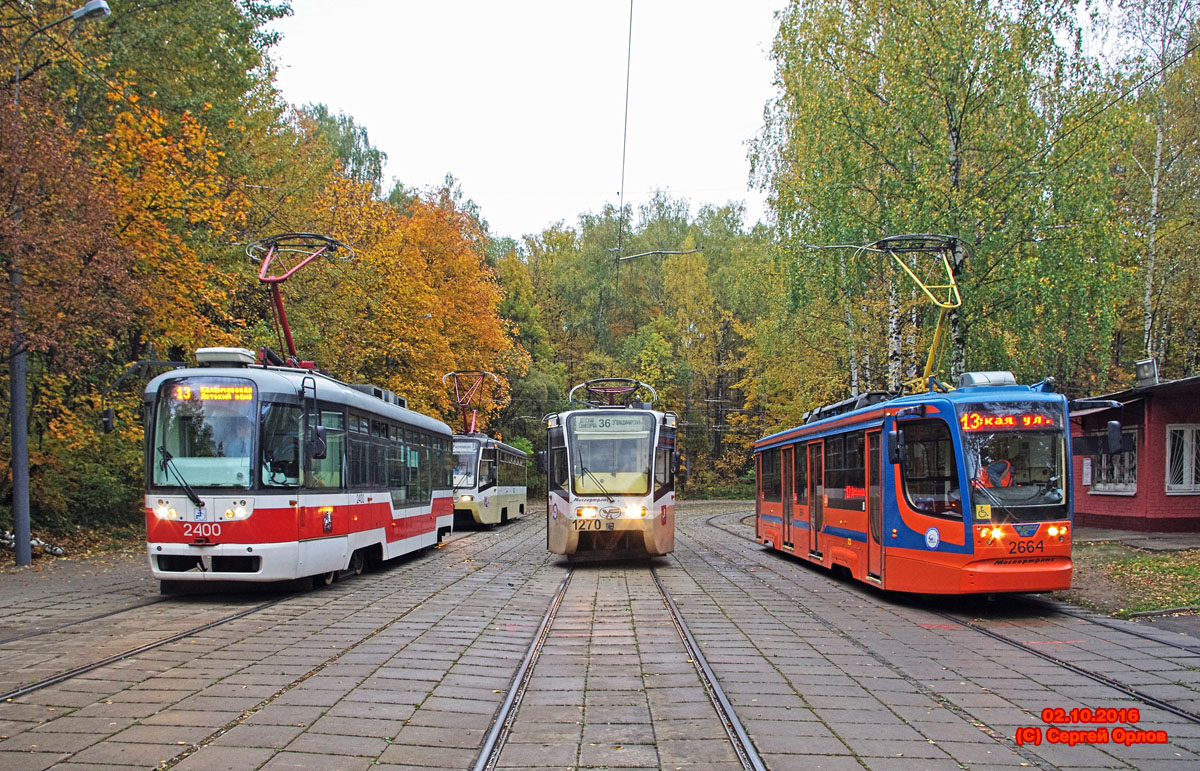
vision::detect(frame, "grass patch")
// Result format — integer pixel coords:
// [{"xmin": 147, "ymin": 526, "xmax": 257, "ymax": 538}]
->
[{"xmin": 1055, "ymin": 540, "xmax": 1200, "ymax": 617}]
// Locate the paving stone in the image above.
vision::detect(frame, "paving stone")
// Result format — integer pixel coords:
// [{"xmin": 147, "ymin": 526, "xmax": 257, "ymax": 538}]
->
[
  {"xmin": 0, "ymin": 751, "xmax": 72, "ymax": 770},
  {"xmin": 286, "ymin": 731, "xmax": 389, "ymax": 756},
  {"xmin": 257, "ymin": 751, "xmax": 374, "ymax": 771},
  {"xmin": 209, "ymin": 722, "xmax": 306, "ymax": 749},
  {"xmin": 173, "ymin": 745, "xmax": 276, "ymax": 771}
]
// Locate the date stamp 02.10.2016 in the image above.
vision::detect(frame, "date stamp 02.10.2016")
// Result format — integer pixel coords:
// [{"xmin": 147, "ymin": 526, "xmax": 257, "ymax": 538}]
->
[{"xmin": 1015, "ymin": 708, "xmax": 1169, "ymax": 747}]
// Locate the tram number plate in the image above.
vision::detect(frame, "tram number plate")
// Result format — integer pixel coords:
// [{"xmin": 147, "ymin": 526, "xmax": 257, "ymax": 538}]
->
[
  {"xmin": 1008, "ymin": 540, "xmax": 1044, "ymax": 555},
  {"xmin": 574, "ymin": 520, "xmax": 603, "ymax": 531},
  {"xmin": 183, "ymin": 522, "xmax": 222, "ymax": 540}
]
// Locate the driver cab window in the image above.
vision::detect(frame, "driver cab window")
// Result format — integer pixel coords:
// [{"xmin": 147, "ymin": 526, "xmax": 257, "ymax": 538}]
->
[
  {"xmin": 900, "ymin": 419, "xmax": 961, "ymax": 518},
  {"xmin": 261, "ymin": 403, "xmax": 302, "ymax": 488}
]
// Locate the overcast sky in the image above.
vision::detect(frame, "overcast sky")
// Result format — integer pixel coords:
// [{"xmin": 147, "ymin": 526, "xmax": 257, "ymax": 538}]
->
[{"xmin": 268, "ymin": 1, "xmax": 784, "ymax": 241}]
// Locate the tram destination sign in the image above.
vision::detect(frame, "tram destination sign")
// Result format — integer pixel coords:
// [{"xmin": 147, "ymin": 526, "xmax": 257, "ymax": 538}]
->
[
  {"xmin": 959, "ymin": 410, "xmax": 1057, "ymax": 432},
  {"xmin": 573, "ymin": 415, "xmax": 649, "ymax": 432},
  {"xmin": 171, "ymin": 384, "xmax": 255, "ymax": 402}
]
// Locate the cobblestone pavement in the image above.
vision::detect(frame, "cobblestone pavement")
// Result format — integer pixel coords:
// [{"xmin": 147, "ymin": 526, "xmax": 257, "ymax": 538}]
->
[
  {"xmin": 0, "ymin": 504, "xmax": 1198, "ymax": 769},
  {"xmin": 676, "ymin": 506, "xmax": 1200, "ymax": 770}
]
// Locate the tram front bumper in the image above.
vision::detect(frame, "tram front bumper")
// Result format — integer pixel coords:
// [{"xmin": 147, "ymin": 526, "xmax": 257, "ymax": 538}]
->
[
  {"xmin": 147, "ymin": 540, "xmax": 300, "ymax": 582},
  {"xmin": 960, "ymin": 555, "xmax": 1073, "ymax": 593}
]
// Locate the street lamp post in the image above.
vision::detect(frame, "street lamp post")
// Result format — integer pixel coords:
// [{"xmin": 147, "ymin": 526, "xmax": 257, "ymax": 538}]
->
[{"xmin": 8, "ymin": 0, "xmax": 112, "ymax": 566}]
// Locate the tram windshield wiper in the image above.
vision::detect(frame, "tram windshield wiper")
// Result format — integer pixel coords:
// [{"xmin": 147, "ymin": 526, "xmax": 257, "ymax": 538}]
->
[
  {"xmin": 157, "ymin": 445, "xmax": 204, "ymax": 508},
  {"xmin": 578, "ymin": 463, "xmax": 614, "ymax": 503},
  {"xmin": 970, "ymin": 479, "xmax": 1019, "ymax": 523}
]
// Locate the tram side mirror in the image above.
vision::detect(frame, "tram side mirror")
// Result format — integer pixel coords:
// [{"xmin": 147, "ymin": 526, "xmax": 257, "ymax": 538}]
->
[
  {"xmin": 536, "ymin": 451, "xmax": 548, "ymax": 474},
  {"xmin": 673, "ymin": 451, "xmax": 688, "ymax": 483},
  {"xmin": 101, "ymin": 408, "xmax": 115, "ymax": 434},
  {"xmin": 887, "ymin": 430, "xmax": 905, "ymax": 465},
  {"xmin": 308, "ymin": 425, "xmax": 328, "ymax": 460},
  {"xmin": 1105, "ymin": 421, "xmax": 1123, "ymax": 455}
]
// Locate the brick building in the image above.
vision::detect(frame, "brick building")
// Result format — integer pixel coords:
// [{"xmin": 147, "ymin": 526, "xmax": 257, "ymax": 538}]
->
[{"xmin": 1070, "ymin": 374, "xmax": 1200, "ymax": 531}]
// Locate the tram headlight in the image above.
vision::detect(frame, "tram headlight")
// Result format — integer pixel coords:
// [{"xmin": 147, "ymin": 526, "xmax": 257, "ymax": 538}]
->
[
  {"xmin": 623, "ymin": 504, "xmax": 647, "ymax": 518},
  {"xmin": 1047, "ymin": 526, "xmax": 1059, "ymax": 537},
  {"xmin": 223, "ymin": 502, "xmax": 251, "ymax": 520},
  {"xmin": 578, "ymin": 506, "xmax": 599, "ymax": 519},
  {"xmin": 461, "ymin": 494, "xmax": 474, "ymax": 502},
  {"xmin": 153, "ymin": 500, "xmax": 178, "ymax": 520}
]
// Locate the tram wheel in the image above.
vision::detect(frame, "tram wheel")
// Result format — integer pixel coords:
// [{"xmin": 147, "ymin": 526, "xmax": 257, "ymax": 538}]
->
[
  {"xmin": 349, "ymin": 550, "xmax": 365, "ymax": 576},
  {"xmin": 313, "ymin": 571, "xmax": 337, "ymax": 588},
  {"xmin": 501, "ymin": 509, "xmax": 509, "ymax": 525}
]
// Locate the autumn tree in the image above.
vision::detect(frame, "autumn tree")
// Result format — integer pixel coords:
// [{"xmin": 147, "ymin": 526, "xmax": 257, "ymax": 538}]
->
[{"xmin": 752, "ymin": 0, "xmax": 1123, "ymax": 402}]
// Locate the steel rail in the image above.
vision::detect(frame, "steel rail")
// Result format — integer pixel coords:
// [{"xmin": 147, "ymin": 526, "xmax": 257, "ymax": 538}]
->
[
  {"xmin": 651, "ymin": 567, "xmax": 768, "ymax": 771},
  {"xmin": 0, "ymin": 597, "xmax": 286, "ymax": 702},
  {"xmin": 724, "ymin": 511, "xmax": 1200, "ymax": 656},
  {"xmin": 931, "ymin": 611, "xmax": 1200, "ymax": 726},
  {"xmin": 0, "ymin": 596, "xmax": 166, "ymax": 645},
  {"xmin": 2, "ymin": 514, "xmax": 535, "ymax": 702},
  {"xmin": 706, "ymin": 510, "xmax": 1200, "ymax": 726},
  {"xmin": 472, "ymin": 567, "xmax": 574, "ymax": 771}
]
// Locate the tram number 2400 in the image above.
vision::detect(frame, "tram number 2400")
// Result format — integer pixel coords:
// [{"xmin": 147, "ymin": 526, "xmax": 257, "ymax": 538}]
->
[{"xmin": 183, "ymin": 522, "xmax": 222, "ymax": 538}]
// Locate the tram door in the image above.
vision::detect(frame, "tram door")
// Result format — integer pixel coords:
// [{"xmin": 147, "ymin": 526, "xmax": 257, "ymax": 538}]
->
[
  {"xmin": 867, "ymin": 431, "xmax": 882, "ymax": 579},
  {"xmin": 781, "ymin": 446, "xmax": 794, "ymax": 548},
  {"xmin": 808, "ymin": 441, "xmax": 823, "ymax": 557}
]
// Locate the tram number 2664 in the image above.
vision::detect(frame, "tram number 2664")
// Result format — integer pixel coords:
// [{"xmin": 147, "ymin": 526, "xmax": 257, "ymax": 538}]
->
[
  {"xmin": 573, "ymin": 519, "xmax": 603, "ymax": 531},
  {"xmin": 1008, "ymin": 539, "xmax": 1044, "ymax": 554}
]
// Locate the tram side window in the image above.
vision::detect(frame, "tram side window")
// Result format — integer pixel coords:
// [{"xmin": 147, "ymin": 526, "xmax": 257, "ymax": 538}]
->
[
  {"xmin": 438, "ymin": 437, "xmax": 454, "ymax": 490},
  {"xmin": 794, "ymin": 443, "xmax": 808, "ymax": 505},
  {"xmin": 479, "ymin": 448, "xmax": 497, "ymax": 490},
  {"xmin": 308, "ymin": 411, "xmax": 345, "ymax": 488},
  {"xmin": 843, "ymin": 432, "xmax": 865, "ymax": 510},
  {"xmin": 407, "ymin": 433, "xmax": 431, "ymax": 504},
  {"xmin": 761, "ymin": 448, "xmax": 782, "ymax": 503},
  {"xmin": 654, "ymin": 445, "xmax": 672, "ymax": 497},
  {"xmin": 824, "ymin": 437, "xmax": 845, "ymax": 508},
  {"xmin": 900, "ymin": 420, "xmax": 962, "ymax": 518},
  {"xmin": 261, "ymin": 404, "xmax": 302, "ymax": 488},
  {"xmin": 549, "ymin": 450, "xmax": 568, "ymax": 493}
]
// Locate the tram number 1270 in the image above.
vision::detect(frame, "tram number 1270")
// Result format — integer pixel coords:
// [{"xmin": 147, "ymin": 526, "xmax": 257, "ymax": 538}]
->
[{"xmin": 573, "ymin": 520, "xmax": 603, "ymax": 531}]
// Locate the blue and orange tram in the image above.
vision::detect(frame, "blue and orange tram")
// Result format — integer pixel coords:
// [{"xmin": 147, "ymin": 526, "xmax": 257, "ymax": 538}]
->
[{"xmin": 754, "ymin": 371, "xmax": 1078, "ymax": 594}]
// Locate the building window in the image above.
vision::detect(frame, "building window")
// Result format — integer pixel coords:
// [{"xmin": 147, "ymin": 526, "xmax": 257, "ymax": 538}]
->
[
  {"xmin": 1166, "ymin": 425, "xmax": 1200, "ymax": 494},
  {"xmin": 1091, "ymin": 431, "xmax": 1137, "ymax": 494}
]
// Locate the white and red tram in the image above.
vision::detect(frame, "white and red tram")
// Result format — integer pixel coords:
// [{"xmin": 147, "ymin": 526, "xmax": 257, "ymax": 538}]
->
[{"xmin": 143, "ymin": 347, "xmax": 454, "ymax": 591}]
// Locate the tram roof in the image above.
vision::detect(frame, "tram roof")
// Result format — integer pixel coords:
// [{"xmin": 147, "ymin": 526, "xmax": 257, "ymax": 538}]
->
[
  {"xmin": 144, "ymin": 364, "xmax": 452, "ymax": 436},
  {"xmin": 452, "ymin": 433, "xmax": 528, "ymax": 458},
  {"xmin": 545, "ymin": 405, "xmax": 674, "ymax": 423},
  {"xmin": 755, "ymin": 381, "xmax": 1066, "ymax": 451}
]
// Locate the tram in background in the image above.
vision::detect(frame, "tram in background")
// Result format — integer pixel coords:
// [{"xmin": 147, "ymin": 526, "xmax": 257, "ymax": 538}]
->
[
  {"xmin": 754, "ymin": 371, "xmax": 1086, "ymax": 594},
  {"xmin": 144, "ymin": 347, "xmax": 454, "ymax": 592},
  {"xmin": 542, "ymin": 379, "xmax": 683, "ymax": 558},
  {"xmin": 452, "ymin": 435, "xmax": 527, "ymax": 526}
]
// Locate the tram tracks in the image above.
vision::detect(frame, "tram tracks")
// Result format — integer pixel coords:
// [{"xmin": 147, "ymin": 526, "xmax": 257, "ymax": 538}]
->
[
  {"xmin": 472, "ymin": 567, "xmax": 573, "ymax": 771},
  {"xmin": 703, "ymin": 509, "xmax": 1200, "ymax": 727},
  {"xmin": 471, "ymin": 560, "xmax": 768, "ymax": 771},
  {"xmin": 1, "ymin": 517, "xmax": 532, "ymax": 704},
  {"xmin": 650, "ymin": 567, "xmax": 767, "ymax": 771},
  {"xmin": 0, "ymin": 597, "xmax": 286, "ymax": 702}
]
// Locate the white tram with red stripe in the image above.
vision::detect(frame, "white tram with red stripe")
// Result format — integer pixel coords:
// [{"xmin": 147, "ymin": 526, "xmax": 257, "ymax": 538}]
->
[{"xmin": 144, "ymin": 347, "xmax": 454, "ymax": 590}]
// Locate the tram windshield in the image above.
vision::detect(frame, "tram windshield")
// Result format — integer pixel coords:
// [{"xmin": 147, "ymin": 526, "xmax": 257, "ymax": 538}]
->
[
  {"xmin": 566, "ymin": 412, "xmax": 654, "ymax": 496},
  {"xmin": 453, "ymin": 440, "xmax": 479, "ymax": 488},
  {"xmin": 957, "ymin": 401, "xmax": 1067, "ymax": 522},
  {"xmin": 153, "ymin": 377, "xmax": 256, "ymax": 489}
]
